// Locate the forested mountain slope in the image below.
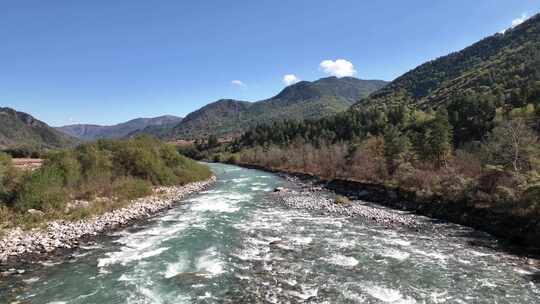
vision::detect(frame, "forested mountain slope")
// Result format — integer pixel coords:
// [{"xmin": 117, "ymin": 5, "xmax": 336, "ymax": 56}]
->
[
  {"xmin": 354, "ymin": 13, "xmax": 540, "ymax": 109},
  {"xmin": 169, "ymin": 77, "xmax": 387, "ymax": 139}
]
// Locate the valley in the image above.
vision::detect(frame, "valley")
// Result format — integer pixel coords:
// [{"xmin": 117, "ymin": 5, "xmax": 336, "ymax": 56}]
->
[{"xmin": 2, "ymin": 164, "xmax": 539, "ymax": 303}]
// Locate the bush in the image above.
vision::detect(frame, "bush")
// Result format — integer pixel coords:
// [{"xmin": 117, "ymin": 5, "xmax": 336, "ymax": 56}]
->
[
  {"xmin": 112, "ymin": 177, "xmax": 152, "ymax": 201},
  {"xmin": 0, "ymin": 136, "xmax": 212, "ymax": 230},
  {"xmin": 0, "ymin": 152, "xmax": 12, "ymax": 194},
  {"xmin": 2, "ymin": 146, "xmax": 43, "ymax": 158},
  {"xmin": 15, "ymin": 167, "xmax": 67, "ymax": 212},
  {"xmin": 227, "ymin": 154, "xmax": 239, "ymax": 164},
  {"xmin": 44, "ymin": 150, "xmax": 82, "ymax": 187}
]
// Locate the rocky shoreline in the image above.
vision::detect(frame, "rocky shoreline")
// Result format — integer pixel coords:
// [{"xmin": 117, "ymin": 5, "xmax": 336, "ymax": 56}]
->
[
  {"xmin": 273, "ymin": 186, "xmax": 422, "ymax": 228},
  {"xmin": 0, "ymin": 176, "xmax": 216, "ymax": 273},
  {"xmin": 234, "ymin": 162, "xmax": 540, "ymax": 259}
]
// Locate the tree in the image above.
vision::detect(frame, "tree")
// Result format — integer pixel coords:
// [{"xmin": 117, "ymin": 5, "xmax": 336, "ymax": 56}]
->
[
  {"xmin": 448, "ymin": 94, "xmax": 496, "ymax": 147},
  {"xmin": 207, "ymin": 135, "xmax": 219, "ymax": 149},
  {"xmin": 426, "ymin": 108, "xmax": 452, "ymax": 168},
  {"xmin": 383, "ymin": 125, "xmax": 410, "ymax": 173},
  {"xmin": 482, "ymin": 118, "xmax": 540, "ymax": 173}
]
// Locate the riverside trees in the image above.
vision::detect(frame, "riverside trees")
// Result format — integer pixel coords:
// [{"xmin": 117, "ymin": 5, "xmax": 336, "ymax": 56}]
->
[
  {"xmin": 213, "ymin": 92, "xmax": 540, "ymax": 216},
  {"xmin": 0, "ymin": 136, "xmax": 212, "ymax": 230}
]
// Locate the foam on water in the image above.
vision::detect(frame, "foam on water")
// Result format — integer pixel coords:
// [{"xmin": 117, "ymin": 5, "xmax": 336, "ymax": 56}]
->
[
  {"xmin": 4, "ymin": 163, "xmax": 540, "ymax": 303},
  {"xmin": 196, "ymin": 247, "xmax": 225, "ymax": 276},
  {"xmin": 189, "ymin": 192, "xmax": 250, "ymax": 213},
  {"xmin": 411, "ymin": 249, "xmax": 448, "ymax": 261},
  {"xmin": 98, "ymin": 247, "xmax": 169, "ymax": 268},
  {"xmin": 23, "ymin": 277, "xmax": 40, "ymax": 284},
  {"xmin": 362, "ymin": 284, "xmax": 416, "ymax": 303},
  {"xmin": 323, "ymin": 254, "xmax": 359, "ymax": 267},
  {"xmin": 289, "ymin": 236, "xmax": 313, "ymax": 245},
  {"xmin": 381, "ymin": 249, "xmax": 410, "ymax": 261},
  {"xmin": 164, "ymin": 255, "xmax": 189, "ymax": 279}
]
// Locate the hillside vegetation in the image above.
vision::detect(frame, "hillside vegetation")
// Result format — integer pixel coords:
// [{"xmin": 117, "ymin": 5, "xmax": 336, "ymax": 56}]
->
[
  {"xmin": 355, "ymin": 13, "xmax": 540, "ymax": 110},
  {"xmin": 0, "ymin": 107, "xmax": 76, "ymax": 150},
  {"xmin": 0, "ymin": 136, "xmax": 211, "ymax": 231},
  {"xmin": 195, "ymin": 14, "xmax": 540, "ymax": 245},
  {"xmin": 168, "ymin": 77, "xmax": 387, "ymax": 139}
]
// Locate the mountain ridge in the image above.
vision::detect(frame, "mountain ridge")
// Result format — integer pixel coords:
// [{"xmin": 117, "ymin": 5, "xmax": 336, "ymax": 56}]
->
[
  {"xmin": 168, "ymin": 77, "xmax": 388, "ymax": 139},
  {"xmin": 57, "ymin": 115, "xmax": 182, "ymax": 141},
  {"xmin": 354, "ymin": 13, "xmax": 540, "ymax": 109},
  {"xmin": 0, "ymin": 107, "xmax": 77, "ymax": 149}
]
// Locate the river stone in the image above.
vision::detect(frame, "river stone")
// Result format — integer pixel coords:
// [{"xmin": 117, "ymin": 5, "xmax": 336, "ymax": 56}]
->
[{"xmin": 27, "ymin": 209, "xmax": 44, "ymax": 217}]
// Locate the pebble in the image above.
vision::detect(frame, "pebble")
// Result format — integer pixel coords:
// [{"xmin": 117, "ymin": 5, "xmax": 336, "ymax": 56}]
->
[
  {"xmin": 273, "ymin": 188, "xmax": 421, "ymax": 228},
  {"xmin": 0, "ymin": 176, "xmax": 216, "ymax": 264}
]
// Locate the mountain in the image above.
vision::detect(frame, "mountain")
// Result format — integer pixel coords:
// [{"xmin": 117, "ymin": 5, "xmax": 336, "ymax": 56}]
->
[
  {"xmin": 353, "ymin": 13, "xmax": 540, "ymax": 110},
  {"xmin": 169, "ymin": 77, "xmax": 388, "ymax": 139},
  {"xmin": 0, "ymin": 107, "xmax": 77, "ymax": 149},
  {"xmin": 58, "ymin": 115, "xmax": 182, "ymax": 141}
]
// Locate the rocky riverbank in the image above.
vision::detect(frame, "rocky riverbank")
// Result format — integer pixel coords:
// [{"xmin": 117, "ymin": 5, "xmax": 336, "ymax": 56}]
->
[
  {"xmin": 0, "ymin": 177, "xmax": 216, "ymax": 271},
  {"xmin": 234, "ymin": 162, "xmax": 540, "ymax": 258},
  {"xmin": 273, "ymin": 183, "xmax": 423, "ymax": 229}
]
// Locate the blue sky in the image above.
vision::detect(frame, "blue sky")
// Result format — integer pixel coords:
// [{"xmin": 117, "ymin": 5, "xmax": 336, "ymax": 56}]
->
[{"xmin": 1, "ymin": 1, "xmax": 539, "ymax": 126}]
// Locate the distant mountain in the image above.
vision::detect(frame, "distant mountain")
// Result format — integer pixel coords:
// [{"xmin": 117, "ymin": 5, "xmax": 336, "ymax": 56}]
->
[
  {"xmin": 354, "ymin": 13, "xmax": 540, "ymax": 109},
  {"xmin": 169, "ymin": 77, "xmax": 388, "ymax": 139},
  {"xmin": 0, "ymin": 107, "xmax": 77, "ymax": 149},
  {"xmin": 58, "ymin": 115, "xmax": 182, "ymax": 141}
]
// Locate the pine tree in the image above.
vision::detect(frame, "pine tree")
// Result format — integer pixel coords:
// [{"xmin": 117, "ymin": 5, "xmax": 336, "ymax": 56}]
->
[
  {"xmin": 427, "ymin": 108, "xmax": 452, "ymax": 168},
  {"xmin": 383, "ymin": 125, "xmax": 410, "ymax": 173}
]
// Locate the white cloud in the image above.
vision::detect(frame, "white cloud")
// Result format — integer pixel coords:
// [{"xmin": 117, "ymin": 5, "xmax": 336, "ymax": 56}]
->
[
  {"xmin": 319, "ymin": 59, "xmax": 357, "ymax": 77},
  {"xmin": 231, "ymin": 80, "xmax": 245, "ymax": 87},
  {"xmin": 500, "ymin": 13, "xmax": 528, "ymax": 33},
  {"xmin": 283, "ymin": 74, "xmax": 300, "ymax": 86}
]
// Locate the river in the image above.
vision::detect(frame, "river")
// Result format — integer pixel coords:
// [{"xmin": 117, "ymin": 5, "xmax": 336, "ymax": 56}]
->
[{"xmin": 1, "ymin": 163, "xmax": 539, "ymax": 303}]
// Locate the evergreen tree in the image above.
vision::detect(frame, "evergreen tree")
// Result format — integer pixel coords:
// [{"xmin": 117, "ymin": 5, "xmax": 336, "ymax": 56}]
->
[
  {"xmin": 427, "ymin": 108, "xmax": 452, "ymax": 168},
  {"xmin": 383, "ymin": 125, "xmax": 410, "ymax": 173}
]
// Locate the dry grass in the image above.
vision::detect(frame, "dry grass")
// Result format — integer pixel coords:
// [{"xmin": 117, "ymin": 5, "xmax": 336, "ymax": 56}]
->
[{"xmin": 12, "ymin": 158, "xmax": 43, "ymax": 171}]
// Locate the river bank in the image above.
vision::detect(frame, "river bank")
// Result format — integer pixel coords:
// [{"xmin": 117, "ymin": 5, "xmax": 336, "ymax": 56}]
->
[
  {"xmin": 0, "ymin": 176, "xmax": 216, "ymax": 274},
  {"xmin": 234, "ymin": 162, "xmax": 540, "ymax": 258}
]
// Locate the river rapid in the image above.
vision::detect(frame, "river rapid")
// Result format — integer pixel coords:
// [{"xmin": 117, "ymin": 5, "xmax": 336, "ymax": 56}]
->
[{"xmin": 1, "ymin": 163, "xmax": 539, "ymax": 303}]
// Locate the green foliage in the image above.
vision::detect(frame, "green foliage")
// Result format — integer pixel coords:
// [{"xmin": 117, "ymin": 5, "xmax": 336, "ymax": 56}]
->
[
  {"xmin": 0, "ymin": 152, "xmax": 12, "ymax": 196},
  {"xmin": 426, "ymin": 109, "xmax": 452, "ymax": 168},
  {"xmin": 2, "ymin": 136, "xmax": 211, "ymax": 215},
  {"xmin": 111, "ymin": 177, "xmax": 152, "ymax": 201},
  {"xmin": 16, "ymin": 167, "xmax": 66, "ymax": 212},
  {"xmin": 481, "ymin": 119, "xmax": 540, "ymax": 173},
  {"xmin": 447, "ymin": 93, "xmax": 496, "ymax": 146},
  {"xmin": 383, "ymin": 125, "xmax": 410, "ymax": 173},
  {"xmin": 44, "ymin": 151, "xmax": 82, "ymax": 187},
  {"xmin": 1, "ymin": 146, "xmax": 44, "ymax": 158},
  {"xmin": 355, "ymin": 14, "xmax": 540, "ymax": 110},
  {"xmin": 169, "ymin": 77, "xmax": 387, "ymax": 139}
]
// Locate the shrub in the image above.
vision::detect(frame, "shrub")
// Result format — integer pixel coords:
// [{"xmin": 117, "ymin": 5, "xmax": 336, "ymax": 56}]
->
[
  {"xmin": 43, "ymin": 150, "xmax": 82, "ymax": 187},
  {"xmin": 15, "ymin": 167, "xmax": 67, "ymax": 212},
  {"xmin": 112, "ymin": 177, "xmax": 152, "ymax": 201},
  {"xmin": 0, "ymin": 152, "xmax": 12, "ymax": 194},
  {"xmin": 227, "ymin": 154, "xmax": 239, "ymax": 164}
]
